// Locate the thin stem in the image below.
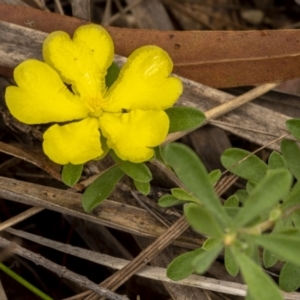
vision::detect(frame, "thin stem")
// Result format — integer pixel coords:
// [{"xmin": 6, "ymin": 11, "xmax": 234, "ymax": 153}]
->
[{"xmin": 0, "ymin": 262, "xmax": 53, "ymax": 300}]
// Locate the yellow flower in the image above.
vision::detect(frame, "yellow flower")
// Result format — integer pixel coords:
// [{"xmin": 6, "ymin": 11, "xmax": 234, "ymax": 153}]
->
[{"xmin": 5, "ymin": 24, "xmax": 183, "ymax": 165}]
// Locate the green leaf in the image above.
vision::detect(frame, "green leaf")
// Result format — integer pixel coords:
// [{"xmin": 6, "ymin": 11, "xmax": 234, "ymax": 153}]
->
[
  {"xmin": 171, "ymin": 188, "xmax": 199, "ymax": 203},
  {"xmin": 82, "ymin": 165, "xmax": 124, "ymax": 212},
  {"xmin": 282, "ymin": 181, "xmax": 300, "ymax": 210},
  {"xmin": 202, "ymin": 237, "xmax": 220, "ymax": 250},
  {"xmin": 286, "ymin": 119, "xmax": 300, "ymax": 140},
  {"xmin": 225, "ymin": 195, "xmax": 239, "ymax": 218},
  {"xmin": 158, "ymin": 194, "xmax": 184, "ymax": 207},
  {"xmin": 254, "ymin": 233, "xmax": 300, "ymax": 268},
  {"xmin": 268, "ymin": 151, "xmax": 287, "ymax": 169},
  {"xmin": 263, "ymin": 249, "xmax": 279, "ymax": 268},
  {"xmin": 235, "ymin": 189, "xmax": 248, "ymax": 204},
  {"xmin": 232, "ymin": 169, "xmax": 292, "ymax": 228},
  {"xmin": 233, "ymin": 248, "xmax": 283, "ymax": 300},
  {"xmin": 279, "ymin": 262, "xmax": 300, "ymax": 292},
  {"xmin": 165, "ymin": 106, "xmax": 205, "ymax": 133},
  {"xmin": 167, "ymin": 248, "xmax": 204, "ymax": 281},
  {"xmin": 245, "ymin": 292, "xmax": 255, "ymax": 300},
  {"xmin": 224, "ymin": 247, "xmax": 239, "ymax": 276},
  {"xmin": 162, "ymin": 143, "xmax": 229, "ymax": 224},
  {"xmin": 262, "ymin": 219, "xmax": 286, "ymax": 268},
  {"xmin": 111, "ymin": 151, "xmax": 152, "ymax": 183},
  {"xmin": 246, "ymin": 181, "xmax": 257, "ymax": 194},
  {"xmin": 208, "ymin": 169, "xmax": 221, "ymax": 185},
  {"xmin": 193, "ymin": 241, "xmax": 223, "ymax": 274},
  {"xmin": 105, "ymin": 62, "xmax": 120, "ymax": 88},
  {"xmin": 292, "ymin": 211, "xmax": 300, "ymax": 229},
  {"xmin": 62, "ymin": 163, "xmax": 83, "ymax": 187},
  {"xmin": 224, "ymin": 195, "xmax": 239, "ymax": 207},
  {"xmin": 184, "ymin": 203, "xmax": 223, "ymax": 237},
  {"xmin": 134, "ymin": 180, "xmax": 150, "ymax": 195},
  {"xmin": 281, "ymin": 139, "xmax": 300, "ymax": 180},
  {"xmin": 153, "ymin": 146, "xmax": 165, "ymax": 163},
  {"xmin": 221, "ymin": 148, "xmax": 268, "ymax": 182}
]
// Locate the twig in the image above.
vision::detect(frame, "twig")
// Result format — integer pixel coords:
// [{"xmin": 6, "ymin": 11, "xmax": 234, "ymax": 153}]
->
[
  {"xmin": 221, "ymin": 132, "xmax": 290, "ymax": 177},
  {"xmin": 109, "ymin": 0, "xmax": 141, "ymax": 24},
  {"xmin": 101, "ymin": 0, "xmax": 112, "ymax": 26},
  {"xmin": 0, "ymin": 206, "xmax": 43, "ymax": 232},
  {"xmin": 53, "ymin": 0, "xmax": 64, "ymax": 15},
  {"xmin": 0, "ymin": 236, "xmax": 128, "ymax": 300},
  {"xmin": 165, "ymin": 82, "xmax": 280, "ymax": 144},
  {"xmin": 130, "ymin": 191, "xmax": 171, "ymax": 228},
  {"xmin": 5, "ymin": 227, "xmax": 300, "ymax": 299},
  {"xmin": 83, "ymin": 215, "xmax": 189, "ymax": 300},
  {"xmin": 71, "ymin": 0, "xmax": 91, "ymax": 21}
]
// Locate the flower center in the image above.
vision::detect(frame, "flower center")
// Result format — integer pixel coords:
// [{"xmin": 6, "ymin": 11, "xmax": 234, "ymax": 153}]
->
[{"xmin": 86, "ymin": 95, "xmax": 106, "ymax": 117}]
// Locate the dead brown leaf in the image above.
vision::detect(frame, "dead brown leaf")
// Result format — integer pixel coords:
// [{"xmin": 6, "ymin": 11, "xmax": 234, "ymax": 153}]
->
[{"xmin": 1, "ymin": 3, "xmax": 300, "ymax": 88}]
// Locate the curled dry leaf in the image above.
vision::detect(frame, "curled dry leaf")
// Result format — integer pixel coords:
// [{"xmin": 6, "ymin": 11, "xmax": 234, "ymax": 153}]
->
[{"xmin": 0, "ymin": 142, "xmax": 84, "ymax": 188}]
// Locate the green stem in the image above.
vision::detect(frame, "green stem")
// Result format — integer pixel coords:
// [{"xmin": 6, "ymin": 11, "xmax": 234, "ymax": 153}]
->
[
  {"xmin": 0, "ymin": 262, "xmax": 53, "ymax": 300},
  {"xmin": 239, "ymin": 219, "xmax": 275, "ymax": 235}
]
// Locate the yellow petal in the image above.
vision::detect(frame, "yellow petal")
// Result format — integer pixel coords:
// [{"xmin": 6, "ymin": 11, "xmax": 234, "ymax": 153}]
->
[
  {"xmin": 100, "ymin": 110, "xmax": 169, "ymax": 163},
  {"xmin": 5, "ymin": 60, "xmax": 88, "ymax": 124},
  {"xmin": 104, "ymin": 46, "xmax": 183, "ymax": 112},
  {"xmin": 43, "ymin": 24, "xmax": 114, "ymax": 100},
  {"xmin": 43, "ymin": 118, "xmax": 103, "ymax": 165}
]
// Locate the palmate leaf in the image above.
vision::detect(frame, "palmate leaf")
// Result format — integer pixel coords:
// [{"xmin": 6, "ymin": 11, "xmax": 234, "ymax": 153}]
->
[
  {"xmin": 62, "ymin": 163, "xmax": 83, "ymax": 187},
  {"xmin": 82, "ymin": 165, "xmax": 124, "ymax": 212},
  {"xmin": 162, "ymin": 143, "xmax": 229, "ymax": 224},
  {"xmin": 165, "ymin": 106, "xmax": 205, "ymax": 133},
  {"xmin": 221, "ymin": 148, "xmax": 268, "ymax": 182},
  {"xmin": 232, "ymin": 168, "xmax": 292, "ymax": 228},
  {"xmin": 232, "ymin": 247, "xmax": 283, "ymax": 300}
]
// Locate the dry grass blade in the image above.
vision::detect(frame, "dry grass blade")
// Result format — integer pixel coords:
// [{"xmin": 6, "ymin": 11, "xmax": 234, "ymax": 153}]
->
[
  {"xmin": 0, "ymin": 206, "xmax": 43, "ymax": 232},
  {"xmin": 0, "ymin": 280, "xmax": 8, "ymax": 300},
  {"xmin": 71, "ymin": 0, "xmax": 90, "ymax": 21},
  {"xmin": 0, "ymin": 176, "xmax": 204, "ymax": 248},
  {"xmin": 165, "ymin": 82, "xmax": 280, "ymax": 143},
  {"xmin": 68, "ymin": 216, "xmax": 189, "ymax": 300},
  {"xmin": 0, "ymin": 236, "xmax": 128, "ymax": 300},
  {"xmin": 54, "ymin": 0, "xmax": 64, "ymax": 15},
  {"xmin": 6, "ymin": 227, "xmax": 300, "ymax": 300}
]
